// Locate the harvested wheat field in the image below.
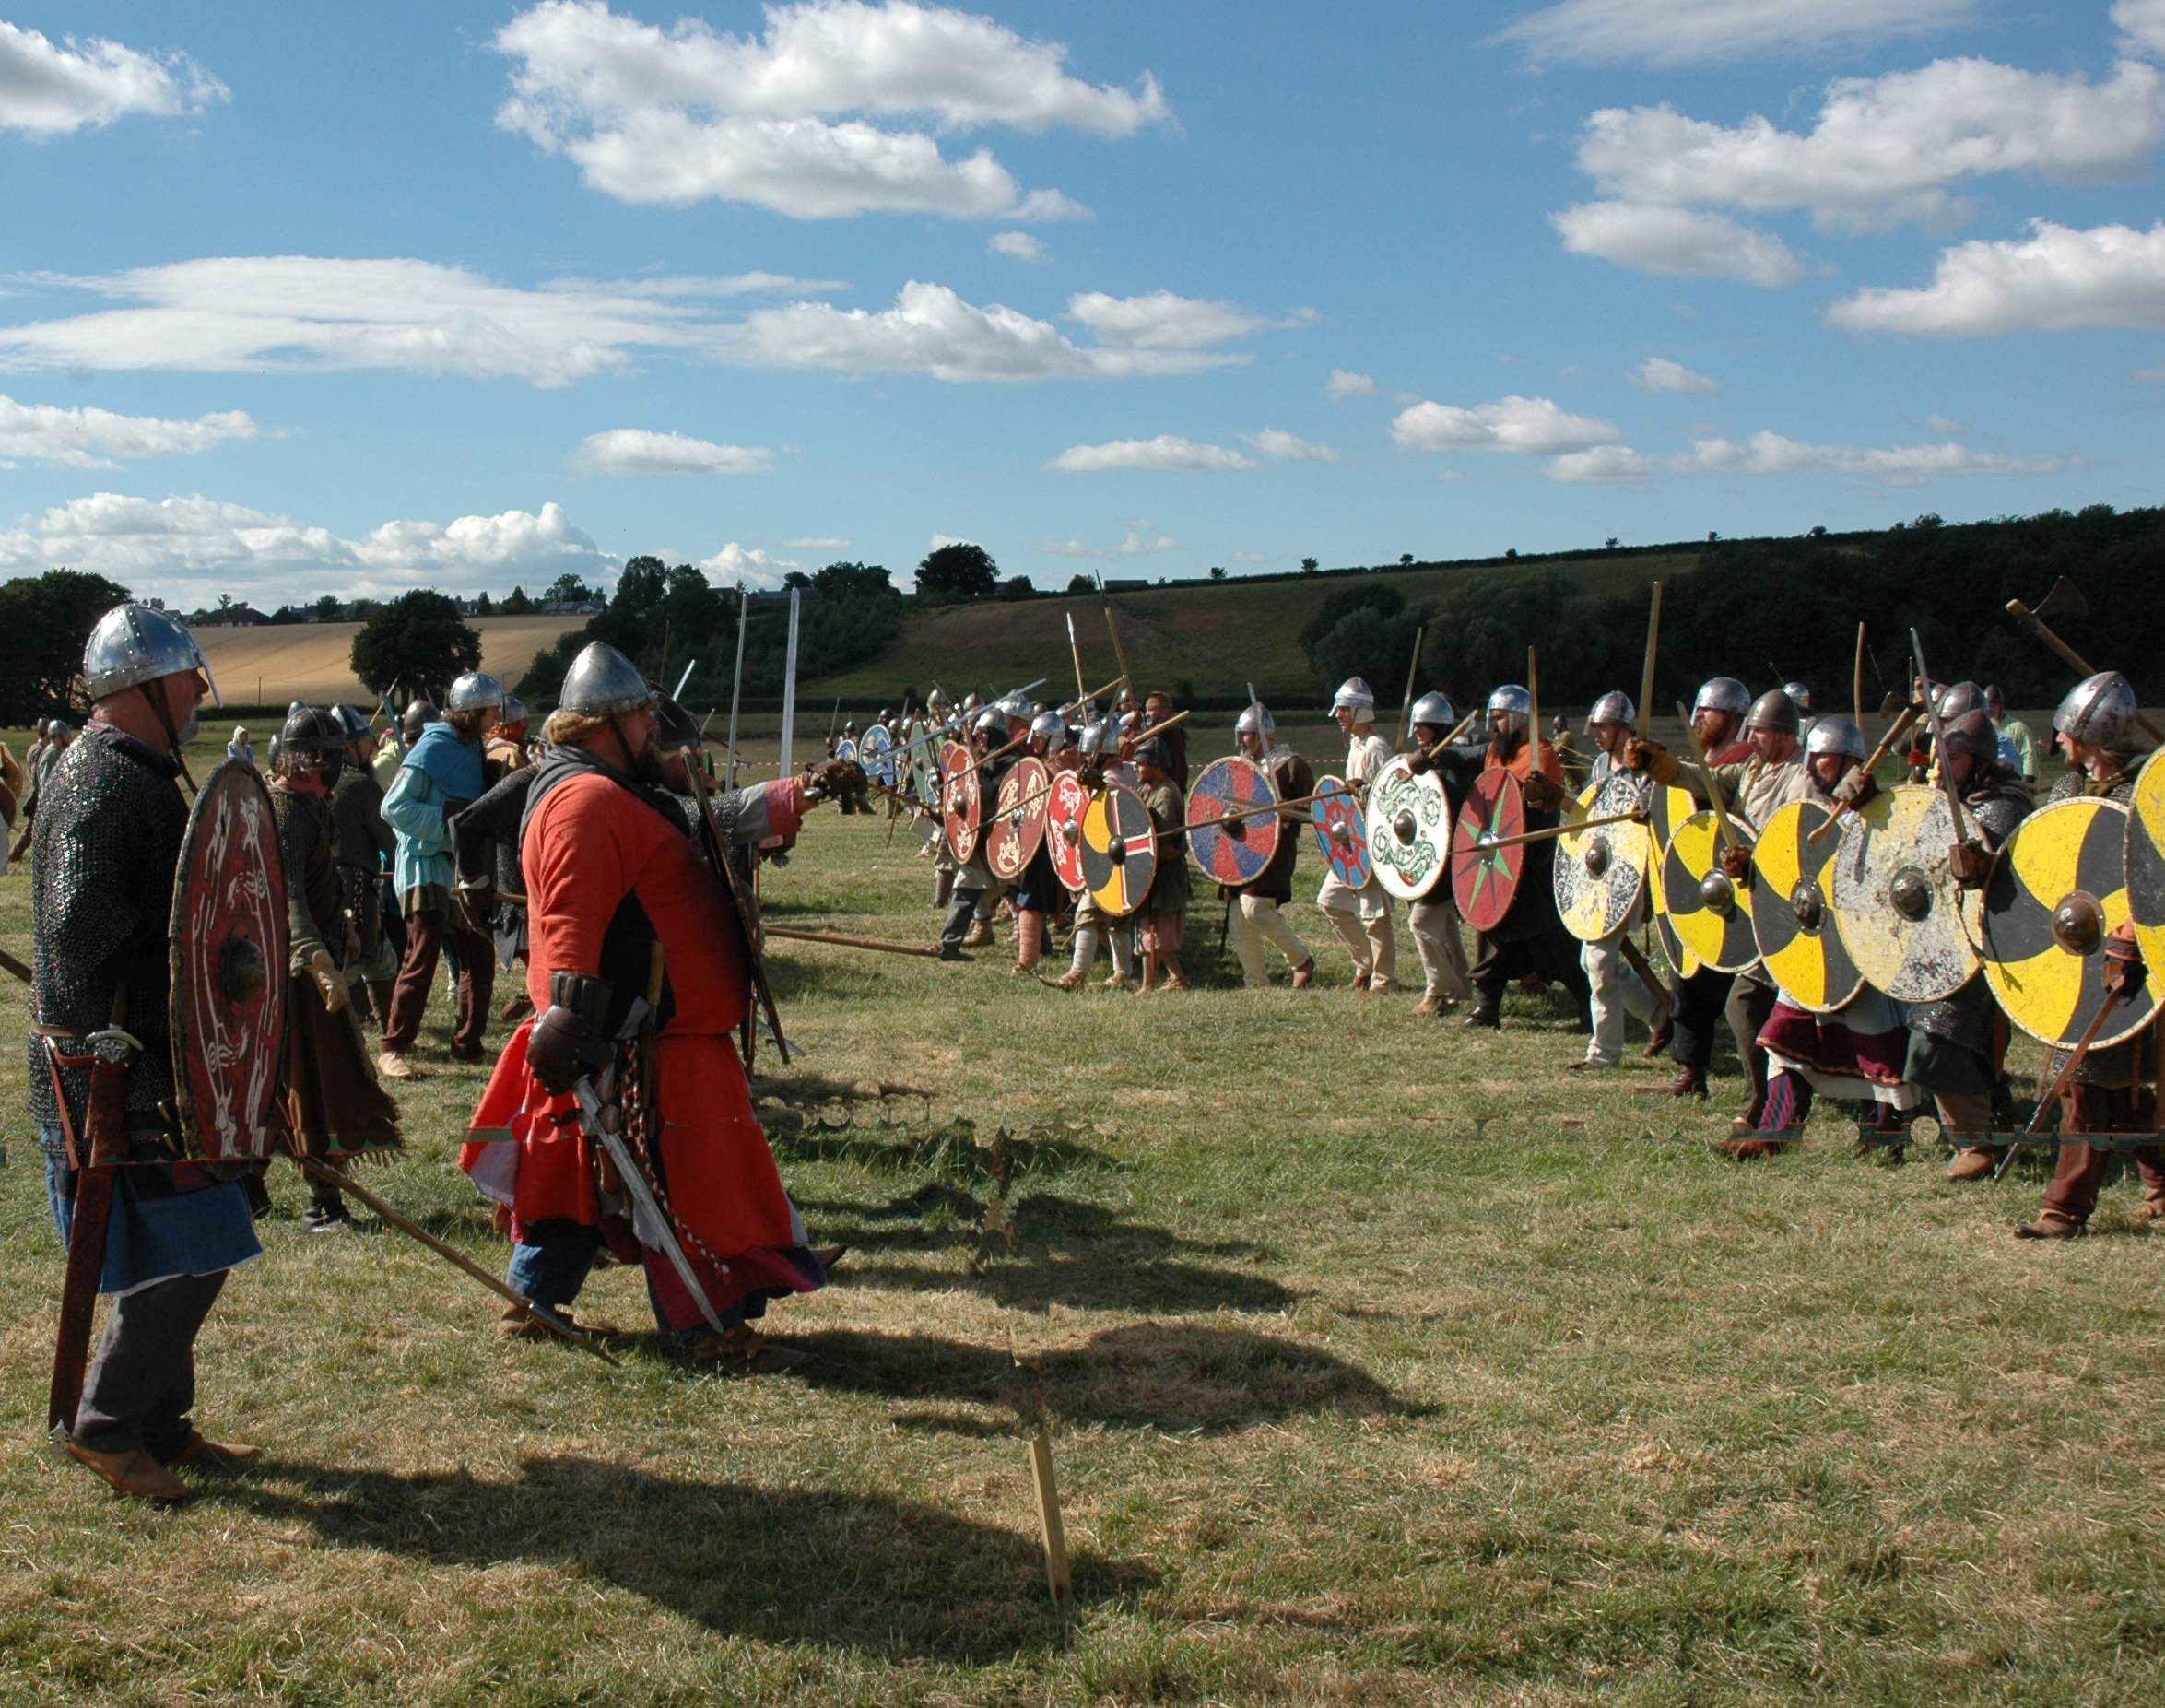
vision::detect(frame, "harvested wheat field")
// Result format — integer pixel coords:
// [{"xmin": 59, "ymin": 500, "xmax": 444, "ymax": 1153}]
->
[{"xmin": 195, "ymin": 615, "xmax": 588, "ymax": 707}]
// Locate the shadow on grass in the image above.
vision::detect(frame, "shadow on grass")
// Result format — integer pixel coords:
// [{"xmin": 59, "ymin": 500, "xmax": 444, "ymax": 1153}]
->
[
  {"xmin": 797, "ymin": 1322, "xmax": 1410, "ymax": 1434},
  {"xmin": 209, "ymin": 1453, "xmax": 1146, "ymax": 1659}
]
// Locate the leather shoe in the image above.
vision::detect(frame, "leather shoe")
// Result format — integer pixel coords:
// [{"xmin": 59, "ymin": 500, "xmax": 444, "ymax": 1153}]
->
[
  {"xmin": 376, "ymin": 1050, "xmax": 416, "ymax": 1080},
  {"xmin": 1947, "ymin": 1147, "xmax": 2003, "ymax": 1182},
  {"xmin": 810, "ymin": 1243, "xmax": 848, "ymax": 1270},
  {"xmin": 65, "ymin": 1442, "xmax": 189, "ymax": 1501},
  {"xmin": 2016, "ymin": 1210, "xmax": 2086, "ymax": 1240},
  {"xmin": 688, "ymin": 1325, "xmax": 815, "ymax": 1372},
  {"xmin": 1567, "ymin": 1057, "xmax": 1613, "ymax": 1074},
  {"xmin": 1290, "ymin": 960, "xmax": 1315, "ymax": 989},
  {"xmin": 169, "ymin": 1431, "xmax": 262, "ymax": 1471},
  {"xmin": 1635, "ymin": 1066, "xmax": 1706, "ymax": 1099},
  {"xmin": 1462, "ymin": 1006, "xmax": 1500, "ymax": 1031},
  {"xmin": 1716, "ymin": 1137, "xmax": 1787, "ymax": 1160}
]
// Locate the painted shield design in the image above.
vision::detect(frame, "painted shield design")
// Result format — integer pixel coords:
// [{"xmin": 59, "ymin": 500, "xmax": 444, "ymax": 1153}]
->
[
  {"xmin": 1309, "ymin": 776, "xmax": 1371, "ymax": 889},
  {"xmin": 1452, "ymin": 766, "xmax": 1525, "ymax": 933},
  {"xmin": 1081, "ymin": 779, "xmax": 1158, "ymax": 916},
  {"xmin": 860, "ymin": 724, "xmax": 895, "ymax": 788},
  {"xmin": 2125, "ymin": 747, "xmax": 2165, "ymax": 974},
  {"xmin": 1187, "ymin": 756, "xmax": 1280, "ymax": 886},
  {"xmin": 1555, "ymin": 774, "xmax": 1652, "ymax": 942},
  {"xmin": 1829, "ymin": 783, "xmax": 1981, "ymax": 1005},
  {"xmin": 1366, "ymin": 757, "xmax": 1451, "ymax": 901},
  {"xmin": 1661, "ymin": 807, "xmax": 1759, "ymax": 975},
  {"xmin": 1641, "ymin": 781, "xmax": 1700, "ymax": 977},
  {"xmin": 1984, "ymin": 795, "xmax": 2158, "ymax": 1049},
  {"xmin": 169, "ymin": 757, "xmax": 289, "ymax": 1162},
  {"xmin": 941, "ymin": 743, "xmax": 981, "ymax": 864},
  {"xmin": 1046, "ymin": 769, "xmax": 1091, "ymax": 892},
  {"xmin": 834, "ymin": 736, "xmax": 859, "ymax": 765},
  {"xmin": 1751, "ymin": 800, "xmax": 1864, "ymax": 1012},
  {"xmin": 986, "ymin": 756, "xmax": 1051, "ymax": 882}
]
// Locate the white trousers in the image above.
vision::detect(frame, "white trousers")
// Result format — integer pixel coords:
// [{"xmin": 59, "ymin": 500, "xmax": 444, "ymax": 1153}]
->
[
  {"xmin": 1228, "ymin": 894, "xmax": 1312, "ymax": 987},
  {"xmin": 1582, "ymin": 927, "xmax": 1660, "ymax": 1065},
  {"xmin": 1070, "ymin": 922, "xmax": 1135, "ymax": 978},
  {"xmin": 1407, "ymin": 896, "xmax": 1472, "ymax": 1002},
  {"xmin": 1316, "ymin": 872, "xmax": 1397, "ymax": 987}
]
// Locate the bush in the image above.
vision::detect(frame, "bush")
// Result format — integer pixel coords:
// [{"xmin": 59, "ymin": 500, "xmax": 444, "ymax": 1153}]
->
[
  {"xmin": 1300, "ymin": 583, "xmax": 1406, "ymax": 668},
  {"xmin": 349, "ymin": 590, "xmax": 482, "ymax": 697},
  {"xmin": 917, "ymin": 542, "xmax": 998, "ymax": 601},
  {"xmin": 0, "ymin": 569, "xmax": 135, "ymax": 724}
]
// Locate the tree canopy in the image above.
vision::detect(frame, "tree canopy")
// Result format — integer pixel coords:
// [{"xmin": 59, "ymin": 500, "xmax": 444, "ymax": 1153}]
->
[
  {"xmin": 349, "ymin": 589, "xmax": 482, "ymax": 696},
  {"xmin": 916, "ymin": 542, "xmax": 998, "ymax": 601},
  {"xmin": 0, "ymin": 570, "xmax": 135, "ymax": 724}
]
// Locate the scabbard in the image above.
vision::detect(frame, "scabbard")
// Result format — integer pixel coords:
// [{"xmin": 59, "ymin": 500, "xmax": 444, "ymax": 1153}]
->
[{"xmin": 47, "ymin": 1031, "xmax": 135, "ymax": 1439}]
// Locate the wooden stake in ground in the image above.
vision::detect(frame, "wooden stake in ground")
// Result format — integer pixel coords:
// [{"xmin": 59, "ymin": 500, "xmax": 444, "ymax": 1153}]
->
[{"xmin": 1028, "ymin": 1429, "xmax": 1072, "ymax": 1602}]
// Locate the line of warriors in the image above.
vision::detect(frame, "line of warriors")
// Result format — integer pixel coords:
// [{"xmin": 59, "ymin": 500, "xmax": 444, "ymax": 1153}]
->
[
  {"xmin": 866, "ymin": 666, "xmax": 2161, "ymax": 1243},
  {"xmin": 29, "ymin": 607, "xmax": 852, "ymax": 1502}
]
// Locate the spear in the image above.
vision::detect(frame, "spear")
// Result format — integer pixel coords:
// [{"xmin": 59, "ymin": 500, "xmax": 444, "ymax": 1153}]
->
[
  {"xmin": 1993, "ymin": 963, "xmax": 2140, "ymax": 1182},
  {"xmin": 1401, "ymin": 625, "xmax": 1427, "ymax": 745},
  {"xmin": 1065, "ymin": 611, "xmax": 1088, "ymax": 704},
  {"xmin": 1636, "ymin": 583, "xmax": 1662, "ymax": 743},
  {"xmin": 724, "ymin": 585, "xmax": 748, "ymax": 789}
]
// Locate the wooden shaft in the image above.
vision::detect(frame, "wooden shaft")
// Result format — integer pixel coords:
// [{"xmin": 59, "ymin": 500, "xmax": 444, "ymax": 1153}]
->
[
  {"xmin": 1526, "ymin": 646, "xmax": 1541, "ymax": 753},
  {"xmin": 1102, "ymin": 602, "xmax": 1134, "ymax": 689},
  {"xmin": 1203, "ymin": 786, "xmax": 1332, "ymax": 826},
  {"xmin": 1616, "ymin": 933, "xmax": 1674, "ymax": 1017},
  {"xmin": 292, "ymin": 1156, "xmax": 620, "ymax": 1366},
  {"xmin": 1065, "ymin": 612, "xmax": 1088, "ymax": 704},
  {"xmin": 1636, "ymin": 582, "xmax": 1662, "ymax": 743},
  {"xmin": 1993, "ymin": 971, "xmax": 2133, "ymax": 1181},
  {"xmin": 1853, "ymin": 621, "xmax": 1865, "ymax": 726},
  {"xmin": 0, "ymin": 946, "xmax": 30, "ymax": 985},
  {"xmin": 1477, "ymin": 807, "xmax": 1643, "ymax": 853},
  {"xmin": 1418, "ymin": 708, "xmax": 1481, "ymax": 759},
  {"xmin": 1673, "ymin": 702, "xmax": 1741, "ymax": 852},
  {"xmin": 1063, "ymin": 673, "xmax": 1127, "ymax": 717},
  {"xmin": 2005, "ymin": 599, "xmax": 2165, "ymax": 746},
  {"xmin": 1401, "ymin": 625, "xmax": 1426, "ymax": 744},
  {"xmin": 766, "ymin": 925, "xmax": 945, "ymax": 958}
]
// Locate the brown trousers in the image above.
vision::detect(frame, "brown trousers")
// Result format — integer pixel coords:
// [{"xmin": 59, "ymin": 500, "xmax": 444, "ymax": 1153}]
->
[
  {"xmin": 2041, "ymin": 1084, "xmax": 2165, "ymax": 1223},
  {"xmin": 382, "ymin": 907, "xmax": 495, "ymax": 1056}
]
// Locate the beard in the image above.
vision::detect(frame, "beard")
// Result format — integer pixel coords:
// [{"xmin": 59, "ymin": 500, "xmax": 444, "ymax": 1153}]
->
[{"xmin": 626, "ymin": 731, "xmax": 671, "ymax": 789}]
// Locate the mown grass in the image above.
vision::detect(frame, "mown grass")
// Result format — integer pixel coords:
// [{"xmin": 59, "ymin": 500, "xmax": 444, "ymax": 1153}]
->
[{"xmin": 0, "ymin": 723, "xmax": 2160, "ymax": 1705}]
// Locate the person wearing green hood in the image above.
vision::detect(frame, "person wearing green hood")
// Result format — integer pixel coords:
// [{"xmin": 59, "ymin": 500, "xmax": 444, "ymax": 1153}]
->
[{"xmin": 379, "ymin": 673, "xmax": 502, "ymax": 1077}]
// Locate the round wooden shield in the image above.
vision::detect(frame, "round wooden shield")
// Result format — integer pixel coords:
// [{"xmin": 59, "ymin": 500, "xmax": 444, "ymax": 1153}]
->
[
  {"xmin": 1310, "ymin": 775, "xmax": 1372, "ymax": 889},
  {"xmin": 1187, "ymin": 756, "xmax": 1280, "ymax": 886},
  {"xmin": 1452, "ymin": 766, "xmax": 1526, "ymax": 933},
  {"xmin": 941, "ymin": 743, "xmax": 981, "ymax": 864},
  {"xmin": 1661, "ymin": 807, "xmax": 1759, "ymax": 975},
  {"xmin": 986, "ymin": 756, "xmax": 1051, "ymax": 882},
  {"xmin": 1081, "ymin": 779, "xmax": 1158, "ymax": 916},
  {"xmin": 1555, "ymin": 774, "xmax": 1652, "ymax": 942},
  {"xmin": 1641, "ymin": 781, "xmax": 1700, "ymax": 978},
  {"xmin": 1829, "ymin": 783, "xmax": 1981, "ymax": 1005},
  {"xmin": 1751, "ymin": 799, "xmax": 1865, "ymax": 1012},
  {"xmin": 1366, "ymin": 757, "xmax": 1452, "ymax": 901},
  {"xmin": 170, "ymin": 758, "xmax": 289, "ymax": 1162},
  {"xmin": 2126, "ymin": 747, "xmax": 2165, "ymax": 974},
  {"xmin": 860, "ymin": 724, "xmax": 895, "ymax": 788},
  {"xmin": 1983, "ymin": 795, "xmax": 2159, "ymax": 1049},
  {"xmin": 1046, "ymin": 769, "xmax": 1091, "ymax": 893},
  {"xmin": 834, "ymin": 736, "xmax": 859, "ymax": 765}
]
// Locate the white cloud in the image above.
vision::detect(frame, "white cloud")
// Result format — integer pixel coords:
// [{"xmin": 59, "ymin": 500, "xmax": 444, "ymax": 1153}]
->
[
  {"xmin": 1928, "ymin": 413, "xmax": 1967, "ymax": 433},
  {"xmin": 0, "ymin": 260, "xmax": 1254, "ymax": 387},
  {"xmin": 0, "ymin": 394, "xmax": 255, "ymax": 468},
  {"xmin": 1552, "ymin": 202, "xmax": 1803, "ymax": 285},
  {"xmin": 2118, "ymin": 1, "xmax": 2165, "ymax": 59},
  {"xmin": 731, "ymin": 281, "xmax": 1255, "ymax": 380},
  {"xmin": 1030, "ymin": 531, "xmax": 1181, "ymax": 556},
  {"xmin": 1326, "ymin": 368, "xmax": 1374, "ymax": 399},
  {"xmin": 1575, "ymin": 57, "xmax": 2165, "ymax": 236},
  {"xmin": 1549, "ymin": 430, "xmax": 2053, "ymax": 484},
  {"xmin": 1631, "ymin": 357, "xmax": 1718, "ymax": 395},
  {"xmin": 1494, "ymin": 0, "xmax": 1976, "ymax": 66},
  {"xmin": 1244, "ymin": 428, "xmax": 1341, "ymax": 462},
  {"xmin": 779, "ymin": 535, "xmax": 850, "ymax": 548},
  {"xmin": 988, "ymin": 230, "xmax": 1044, "ymax": 262},
  {"xmin": 1231, "ymin": 550, "xmax": 1271, "ymax": 562},
  {"xmin": 1390, "ymin": 395, "xmax": 1624, "ymax": 456},
  {"xmin": 493, "ymin": 0, "xmax": 1165, "ymax": 220},
  {"xmin": 0, "ymin": 18, "xmax": 226, "ymax": 137},
  {"xmin": 697, "ymin": 541, "xmax": 795, "ymax": 587},
  {"xmin": 1046, "ymin": 435, "xmax": 1256, "ymax": 473},
  {"xmin": 1829, "ymin": 219, "xmax": 2165, "ymax": 336},
  {"xmin": 571, "ymin": 427, "xmax": 771, "ymax": 475},
  {"xmin": 1066, "ymin": 289, "xmax": 1288, "ymax": 348},
  {"xmin": 0, "ymin": 494, "xmax": 608, "ymax": 603}
]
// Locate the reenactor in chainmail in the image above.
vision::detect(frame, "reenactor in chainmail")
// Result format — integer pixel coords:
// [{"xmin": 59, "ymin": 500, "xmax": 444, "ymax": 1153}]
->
[
  {"xmin": 329, "ymin": 706, "xmax": 399, "ymax": 1028},
  {"xmin": 32, "ymin": 604, "xmax": 261, "ymax": 1501},
  {"xmin": 2016, "ymin": 673, "xmax": 2165, "ymax": 1238},
  {"xmin": 266, "ymin": 705, "xmax": 403, "ymax": 1232}
]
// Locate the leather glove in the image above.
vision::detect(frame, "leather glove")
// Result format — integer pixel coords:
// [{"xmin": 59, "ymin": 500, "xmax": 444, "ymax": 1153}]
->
[
  {"xmin": 1833, "ymin": 770, "xmax": 1880, "ymax": 813},
  {"xmin": 2106, "ymin": 926, "xmax": 2147, "ymax": 1001},
  {"xmin": 305, "ymin": 948, "xmax": 349, "ymax": 1015},
  {"xmin": 1720, "ymin": 843, "xmax": 1753, "ymax": 882},
  {"xmin": 1625, "ymin": 739, "xmax": 1680, "ymax": 787},
  {"xmin": 1946, "ymin": 838, "xmax": 1993, "ymax": 886},
  {"xmin": 1524, "ymin": 772, "xmax": 1565, "ymax": 811},
  {"xmin": 1408, "ymin": 752, "xmax": 1433, "ymax": 776},
  {"xmin": 525, "ymin": 972, "xmax": 615, "ymax": 1096}
]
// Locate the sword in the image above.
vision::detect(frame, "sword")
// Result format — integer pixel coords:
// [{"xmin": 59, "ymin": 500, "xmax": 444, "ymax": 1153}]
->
[
  {"xmin": 570, "ymin": 1078, "xmax": 729, "ymax": 1336},
  {"xmin": 47, "ymin": 987, "xmax": 137, "ymax": 1440},
  {"xmin": 672, "ymin": 658, "xmax": 697, "ymax": 701},
  {"xmin": 1401, "ymin": 626, "xmax": 1426, "ymax": 746}
]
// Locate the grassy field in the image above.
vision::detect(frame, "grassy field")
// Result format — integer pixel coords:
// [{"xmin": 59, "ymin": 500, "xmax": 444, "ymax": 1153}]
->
[
  {"xmin": 2, "ymin": 722, "xmax": 2161, "ymax": 1706},
  {"xmin": 811, "ymin": 554, "xmax": 1692, "ymax": 707},
  {"xmin": 196, "ymin": 615, "xmax": 590, "ymax": 708}
]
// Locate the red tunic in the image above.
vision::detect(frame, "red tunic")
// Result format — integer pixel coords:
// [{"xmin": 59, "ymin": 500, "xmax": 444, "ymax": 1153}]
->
[{"xmin": 462, "ymin": 774, "xmax": 805, "ymax": 1297}]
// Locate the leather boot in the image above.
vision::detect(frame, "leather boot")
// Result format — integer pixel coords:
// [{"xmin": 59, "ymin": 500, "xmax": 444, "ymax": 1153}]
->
[
  {"xmin": 2015, "ymin": 1208, "xmax": 2086, "ymax": 1240},
  {"xmin": 65, "ymin": 1442, "xmax": 189, "ymax": 1501},
  {"xmin": 1716, "ymin": 1137, "xmax": 1789, "ymax": 1160},
  {"xmin": 1946, "ymin": 1147, "xmax": 2003, "ymax": 1182},
  {"xmin": 1291, "ymin": 960, "xmax": 1315, "ymax": 989},
  {"xmin": 1635, "ymin": 1066, "xmax": 1706, "ymax": 1099},
  {"xmin": 1414, "ymin": 990, "xmax": 1445, "ymax": 1017},
  {"xmin": 1642, "ymin": 1018, "xmax": 1674, "ymax": 1059},
  {"xmin": 1461, "ymin": 1005, "xmax": 1500, "ymax": 1031}
]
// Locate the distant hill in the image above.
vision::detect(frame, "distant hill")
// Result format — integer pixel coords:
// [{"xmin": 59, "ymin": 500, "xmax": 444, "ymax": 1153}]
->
[{"xmin": 198, "ymin": 613, "xmax": 587, "ymax": 707}]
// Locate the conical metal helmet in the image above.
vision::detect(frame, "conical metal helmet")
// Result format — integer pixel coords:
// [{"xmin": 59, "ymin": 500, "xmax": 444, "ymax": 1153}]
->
[
  {"xmin": 558, "ymin": 642, "xmax": 657, "ymax": 717},
  {"xmin": 446, "ymin": 671, "xmax": 505, "ymax": 714},
  {"xmin": 1806, "ymin": 714, "xmax": 1866, "ymax": 761},
  {"xmin": 1746, "ymin": 689, "xmax": 1801, "ymax": 735},
  {"xmin": 1486, "ymin": 684, "xmax": 1530, "ymax": 735},
  {"xmin": 1332, "ymin": 677, "xmax": 1376, "ymax": 713},
  {"xmin": 1235, "ymin": 701, "xmax": 1276, "ymax": 738},
  {"xmin": 82, "ymin": 603, "xmax": 214, "ymax": 701},
  {"xmin": 1410, "ymin": 691, "xmax": 1457, "ymax": 730},
  {"xmin": 1693, "ymin": 677, "xmax": 1750, "ymax": 718},
  {"xmin": 1586, "ymin": 689, "xmax": 1635, "ymax": 728},
  {"xmin": 2053, "ymin": 670, "xmax": 2139, "ymax": 749}
]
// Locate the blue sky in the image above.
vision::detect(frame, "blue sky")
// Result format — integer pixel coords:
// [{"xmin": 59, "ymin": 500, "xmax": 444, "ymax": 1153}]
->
[{"xmin": 1, "ymin": 0, "xmax": 2161, "ymax": 608}]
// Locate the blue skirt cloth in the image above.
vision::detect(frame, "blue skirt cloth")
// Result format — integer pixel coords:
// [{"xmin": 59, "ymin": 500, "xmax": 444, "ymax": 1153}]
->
[{"xmin": 45, "ymin": 1133, "xmax": 262, "ymax": 1297}]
